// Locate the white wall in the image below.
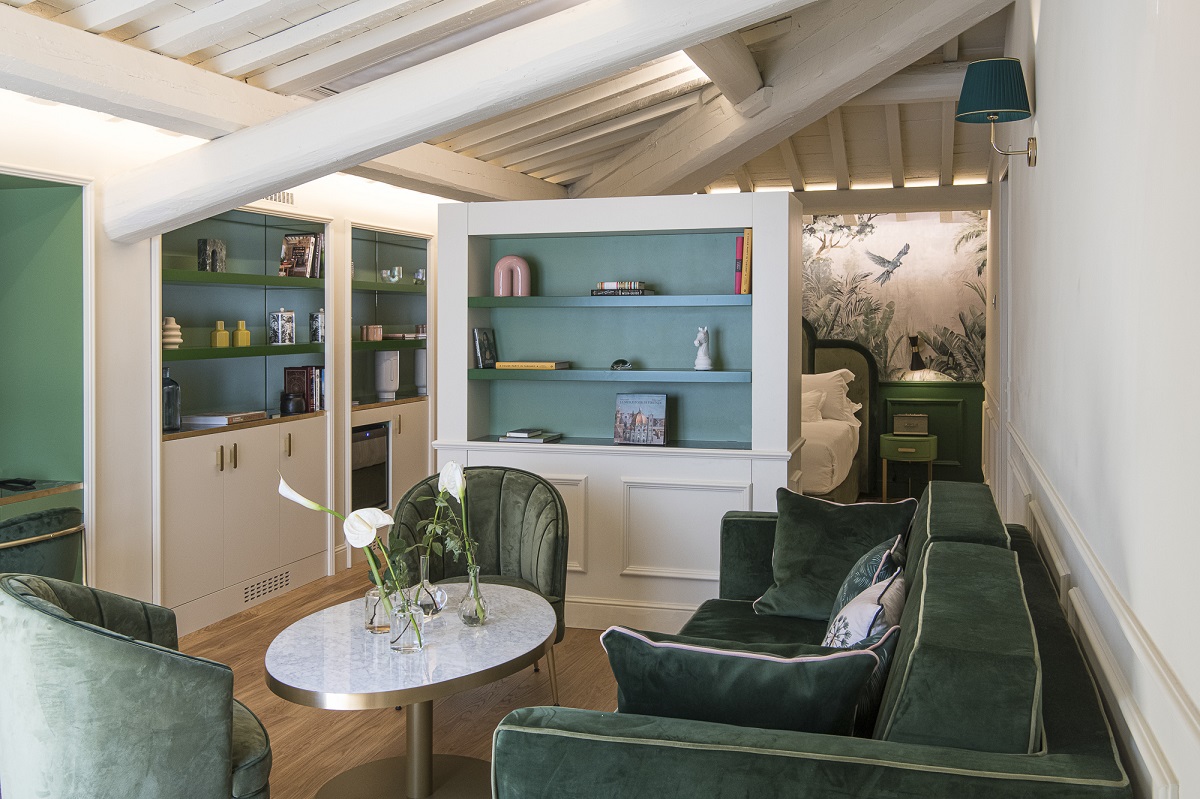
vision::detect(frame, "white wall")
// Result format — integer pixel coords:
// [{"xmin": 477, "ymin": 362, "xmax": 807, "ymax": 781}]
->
[
  {"xmin": 1000, "ymin": 2, "xmax": 1200, "ymax": 795},
  {"xmin": 0, "ymin": 89, "xmax": 444, "ymax": 601}
]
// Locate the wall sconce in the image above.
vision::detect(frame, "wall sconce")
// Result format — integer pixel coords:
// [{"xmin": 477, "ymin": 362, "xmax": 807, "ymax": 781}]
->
[
  {"xmin": 908, "ymin": 335, "xmax": 926, "ymax": 372},
  {"xmin": 955, "ymin": 57, "xmax": 1037, "ymax": 167},
  {"xmin": 901, "ymin": 335, "xmax": 951, "ymax": 382}
]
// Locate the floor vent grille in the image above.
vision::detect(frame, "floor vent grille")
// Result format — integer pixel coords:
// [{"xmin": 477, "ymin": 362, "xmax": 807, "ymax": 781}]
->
[{"xmin": 244, "ymin": 571, "xmax": 290, "ymax": 603}]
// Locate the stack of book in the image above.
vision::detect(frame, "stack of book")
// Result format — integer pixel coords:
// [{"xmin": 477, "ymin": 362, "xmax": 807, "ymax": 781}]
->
[
  {"xmin": 280, "ymin": 233, "xmax": 325, "ymax": 279},
  {"xmin": 181, "ymin": 410, "xmax": 267, "ymax": 428},
  {"xmin": 591, "ymin": 281, "xmax": 654, "ymax": 296},
  {"xmin": 283, "ymin": 365, "xmax": 326, "ymax": 412},
  {"xmin": 498, "ymin": 428, "xmax": 562, "ymax": 443},
  {"xmin": 495, "ymin": 361, "xmax": 570, "ymax": 370},
  {"xmin": 734, "ymin": 228, "xmax": 753, "ymax": 294}
]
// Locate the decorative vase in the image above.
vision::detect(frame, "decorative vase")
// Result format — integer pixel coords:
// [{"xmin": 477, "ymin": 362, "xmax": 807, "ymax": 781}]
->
[
  {"xmin": 232, "ymin": 320, "xmax": 250, "ymax": 347},
  {"xmin": 390, "ymin": 594, "xmax": 426, "ymax": 653},
  {"xmin": 458, "ymin": 565, "xmax": 489, "ymax": 627},
  {"xmin": 364, "ymin": 585, "xmax": 395, "ymax": 634},
  {"xmin": 211, "ymin": 320, "xmax": 230, "ymax": 348},
  {"xmin": 416, "ymin": 554, "xmax": 448, "ymax": 618},
  {"xmin": 268, "ymin": 308, "xmax": 295, "ymax": 345},
  {"xmin": 162, "ymin": 317, "xmax": 183, "ymax": 349},
  {"xmin": 309, "ymin": 308, "xmax": 325, "ymax": 343}
]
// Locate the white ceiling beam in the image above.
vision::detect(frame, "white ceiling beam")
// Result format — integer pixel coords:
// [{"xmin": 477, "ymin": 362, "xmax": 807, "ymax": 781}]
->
[
  {"xmin": 797, "ymin": 184, "xmax": 990, "ymax": 215},
  {"xmin": 198, "ymin": 0, "xmax": 440, "ymax": 78},
  {"xmin": 103, "ymin": 0, "xmax": 813, "ymax": 242},
  {"xmin": 884, "ymin": 103, "xmax": 904, "ymax": 188},
  {"xmin": 0, "ymin": 5, "xmax": 562, "ymax": 202},
  {"xmin": 843, "ymin": 61, "xmax": 967, "ymax": 106},
  {"xmin": 777, "ymin": 138, "xmax": 806, "ymax": 191},
  {"xmin": 826, "ymin": 107, "xmax": 850, "ymax": 190},
  {"xmin": 128, "ymin": 0, "xmax": 323, "ymax": 59},
  {"xmin": 942, "ymin": 34, "xmax": 959, "ymax": 62},
  {"xmin": 507, "ymin": 117, "xmax": 666, "ymax": 174},
  {"xmin": 465, "ymin": 71, "xmax": 705, "ymax": 160},
  {"xmin": 248, "ymin": 0, "xmax": 546, "ymax": 94},
  {"xmin": 683, "ymin": 32, "xmax": 762, "ymax": 107},
  {"xmin": 940, "ymin": 99, "xmax": 955, "ymax": 185},
  {"xmin": 54, "ymin": 0, "xmax": 178, "ymax": 33},
  {"xmin": 437, "ymin": 53, "xmax": 699, "ymax": 150},
  {"xmin": 535, "ymin": 145, "xmax": 626, "ymax": 183},
  {"xmin": 573, "ymin": 0, "xmax": 1008, "ymax": 200},
  {"xmin": 735, "ymin": 166, "xmax": 755, "ymax": 193}
]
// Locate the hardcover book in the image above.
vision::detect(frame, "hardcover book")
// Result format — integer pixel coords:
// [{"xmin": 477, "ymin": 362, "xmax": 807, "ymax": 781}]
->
[
  {"xmin": 614, "ymin": 393, "xmax": 667, "ymax": 446},
  {"xmin": 739, "ymin": 227, "xmax": 753, "ymax": 294},
  {"xmin": 596, "ymin": 281, "xmax": 646, "ymax": 289},
  {"xmin": 498, "ymin": 432, "xmax": 562, "ymax": 443},
  {"xmin": 505, "ymin": 428, "xmax": 544, "ymax": 437},
  {"xmin": 473, "ymin": 327, "xmax": 497, "ymax": 368},
  {"xmin": 590, "ymin": 289, "xmax": 655, "ymax": 296},
  {"xmin": 734, "ymin": 234, "xmax": 744, "ymax": 293},
  {"xmin": 281, "ymin": 234, "xmax": 317, "ymax": 278},
  {"xmin": 181, "ymin": 410, "xmax": 267, "ymax": 426},
  {"xmin": 495, "ymin": 361, "xmax": 570, "ymax": 370}
]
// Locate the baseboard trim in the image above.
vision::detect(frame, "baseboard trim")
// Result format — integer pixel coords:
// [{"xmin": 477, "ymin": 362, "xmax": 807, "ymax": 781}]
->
[
  {"xmin": 565, "ymin": 594, "xmax": 699, "ymax": 632},
  {"xmin": 172, "ymin": 551, "xmax": 327, "ymax": 636}
]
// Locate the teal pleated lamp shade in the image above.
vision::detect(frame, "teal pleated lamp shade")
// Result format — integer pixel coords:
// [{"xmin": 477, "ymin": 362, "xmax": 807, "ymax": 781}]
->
[{"xmin": 955, "ymin": 58, "xmax": 1032, "ymax": 123}]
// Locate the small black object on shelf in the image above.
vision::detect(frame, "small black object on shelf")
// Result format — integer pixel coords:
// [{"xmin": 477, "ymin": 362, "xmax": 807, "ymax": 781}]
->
[
  {"xmin": 280, "ymin": 392, "xmax": 307, "ymax": 416},
  {"xmin": 610, "ymin": 359, "xmax": 632, "ymax": 370}
]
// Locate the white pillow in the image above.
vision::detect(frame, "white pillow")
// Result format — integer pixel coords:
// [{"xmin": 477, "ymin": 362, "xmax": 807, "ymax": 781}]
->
[
  {"xmin": 822, "ymin": 573, "xmax": 906, "ymax": 648},
  {"xmin": 800, "ymin": 369, "xmax": 863, "ymax": 427},
  {"xmin": 800, "ymin": 390, "xmax": 826, "ymax": 422}
]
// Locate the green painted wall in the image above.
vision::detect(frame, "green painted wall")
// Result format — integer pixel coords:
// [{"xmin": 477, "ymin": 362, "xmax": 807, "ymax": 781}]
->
[
  {"xmin": 0, "ymin": 183, "xmax": 84, "ymax": 490},
  {"xmin": 877, "ymin": 381, "xmax": 984, "ymax": 497}
]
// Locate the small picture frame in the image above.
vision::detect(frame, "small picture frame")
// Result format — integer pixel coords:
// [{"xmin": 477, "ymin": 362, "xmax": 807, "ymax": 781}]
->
[
  {"xmin": 473, "ymin": 327, "xmax": 497, "ymax": 369},
  {"xmin": 197, "ymin": 238, "xmax": 227, "ymax": 272},
  {"xmin": 614, "ymin": 393, "xmax": 667, "ymax": 445}
]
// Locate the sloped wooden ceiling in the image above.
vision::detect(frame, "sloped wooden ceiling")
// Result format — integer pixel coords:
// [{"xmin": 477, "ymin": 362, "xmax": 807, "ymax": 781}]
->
[{"xmin": 0, "ymin": 0, "xmax": 1010, "ymax": 239}]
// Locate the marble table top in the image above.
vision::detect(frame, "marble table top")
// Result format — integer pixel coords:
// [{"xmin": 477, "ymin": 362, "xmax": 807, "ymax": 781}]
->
[{"xmin": 265, "ymin": 583, "xmax": 556, "ymax": 710}]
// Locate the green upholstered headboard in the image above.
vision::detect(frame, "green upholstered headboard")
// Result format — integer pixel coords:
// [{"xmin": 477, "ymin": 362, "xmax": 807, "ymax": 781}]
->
[{"xmin": 801, "ymin": 319, "xmax": 879, "ymax": 495}]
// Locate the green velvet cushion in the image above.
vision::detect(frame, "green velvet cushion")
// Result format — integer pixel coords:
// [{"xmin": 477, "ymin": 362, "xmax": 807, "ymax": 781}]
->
[
  {"xmin": 602, "ymin": 626, "xmax": 878, "ymax": 734},
  {"xmin": 678, "ymin": 599, "xmax": 827, "ymax": 645},
  {"xmin": 0, "ymin": 506, "xmax": 83, "ymax": 583},
  {"xmin": 754, "ymin": 490, "xmax": 917, "ymax": 620},
  {"xmin": 904, "ymin": 481, "xmax": 1011, "ymax": 585},
  {"xmin": 231, "ymin": 699, "xmax": 272, "ymax": 798},
  {"xmin": 874, "ymin": 542, "xmax": 1043, "ymax": 754},
  {"xmin": 717, "ymin": 511, "xmax": 777, "ymax": 601},
  {"xmin": 828, "ymin": 534, "xmax": 901, "ymax": 624}
]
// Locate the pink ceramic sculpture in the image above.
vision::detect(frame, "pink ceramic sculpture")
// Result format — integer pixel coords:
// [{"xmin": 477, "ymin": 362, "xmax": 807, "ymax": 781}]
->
[{"xmin": 493, "ymin": 255, "xmax": 531, "ymax": 297}]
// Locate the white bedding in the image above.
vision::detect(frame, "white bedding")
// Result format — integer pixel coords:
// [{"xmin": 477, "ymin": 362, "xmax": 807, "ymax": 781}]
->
[{"xmin": 800, "ymin": 419, "xmax": 860, "ymax": 495}]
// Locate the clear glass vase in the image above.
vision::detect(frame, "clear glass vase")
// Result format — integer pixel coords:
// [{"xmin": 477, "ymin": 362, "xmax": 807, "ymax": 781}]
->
[
  {"xmin": 458, "ymin": 565, "xmax": 489, "ymax": 627},
  {"xmin": 390, "ymin": 594, "xmax": 426, "ymax": 653},
  {"xmin": 416, "ymin": 554, "xmax": 448, "ymax": 618},
  {"xmin": 363, "ymin": 586, "xmax": 394, "ymax": 634}
]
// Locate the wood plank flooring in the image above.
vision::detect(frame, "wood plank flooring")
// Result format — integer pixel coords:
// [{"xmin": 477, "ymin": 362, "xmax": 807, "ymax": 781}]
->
[{"xmin": 180, "ymin": 565, "xmax": 616, "ymax": 799}]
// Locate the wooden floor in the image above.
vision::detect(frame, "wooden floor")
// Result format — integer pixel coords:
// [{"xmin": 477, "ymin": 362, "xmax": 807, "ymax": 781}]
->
[{"xmin": 180, "ymin": 565, "xmax": 617, "ymax": 799}]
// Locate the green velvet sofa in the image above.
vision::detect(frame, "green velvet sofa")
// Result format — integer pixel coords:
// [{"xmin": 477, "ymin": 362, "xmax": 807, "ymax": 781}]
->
[{"xmin": 492, "ymin": 482, "xmax": 1132, "ymax": 798}]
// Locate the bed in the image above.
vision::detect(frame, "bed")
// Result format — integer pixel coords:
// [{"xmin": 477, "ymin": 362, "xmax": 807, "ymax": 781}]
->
[{"xmin": 799, "ymin": 319, "xmax": 879, "ymax": 503}]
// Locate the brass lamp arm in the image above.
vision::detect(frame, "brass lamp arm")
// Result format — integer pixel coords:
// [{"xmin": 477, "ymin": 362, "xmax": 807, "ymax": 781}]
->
[{"xmin": 989, "ymin": 119, "xmax": 1037, "ymax": 167}]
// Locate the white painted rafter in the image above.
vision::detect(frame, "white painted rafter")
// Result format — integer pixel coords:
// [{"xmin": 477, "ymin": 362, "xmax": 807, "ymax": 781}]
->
[
  {"xmin": 507, "ymin": 116, "xmax": 667, "ymax": 174},
  {"xmin": 573, "ymin": 0, "xmax": 1008, "ymax": 199},
  {"xmin": 844, "ymin": 61, "xmax": 967, "ymax": 106},
  {"xmin": 827, "ymin": 107, "xmax": 850, "ymax": 190},
  {"xmin": 103, "ymin": 0, "xmax": 815, "ymax": 242},
  {"xmin": 128, "ymin": 0, "xmax": 322, "ymax": 59},
  {"xmin": 939, "ymin": 99, "xmax": 955, "ymax": 185},
  {"xmin": 54, "ymin": 0, "xmax": 178, "ymax": 33},
  {"xmin": 683, "ymin": 32, "xmax": 762, "ymax": 107},
  {"xmin": 735, "ymin": 166, "xmax": 754, "ymax": 192},
  {"xmin": 942, "ymin": 34, "xmax": 959, "ymax": 62},
  {"xmin": 777, "ymin": 137, "xmax": 806, "ymax": 191},
  {"xmin": 884, "ymin": 103, "xmax": 904, "ymax": 188}
]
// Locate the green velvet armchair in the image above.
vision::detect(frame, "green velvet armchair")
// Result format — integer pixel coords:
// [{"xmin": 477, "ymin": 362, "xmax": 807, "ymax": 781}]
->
[
  {"xmin": 391, "ymin": 466, "xmax": 569, "ymax": 704},
  {"xmin": 0, "ymin": 507, "xmax": 84, "ymax": 582},
  {"xmin": 0, "ymin": 574, "xmax": 271, "ymax": 799}
]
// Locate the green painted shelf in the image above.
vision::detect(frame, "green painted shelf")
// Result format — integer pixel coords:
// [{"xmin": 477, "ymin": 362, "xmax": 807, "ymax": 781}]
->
[
  {"xmin": 352, "ymin": 339, "xmax": 427, "ymax": 351},
  {"xmin": 468, "ymin": 368, "xmax": 750, "ymax": 383},
  {"xmin": 163, "ymin": 270, "xmax": 325, "ymax": 290},
  {"xmin": 162, "ymin": 343, "xmax": 324, "ymax": 361},
  {"xmin": 468, "ymin": 294, "xmax": 751, "ymax": 308},
  {"xmin": 352, "ymin": 280, "xmax": 426, "ymax": 294}
]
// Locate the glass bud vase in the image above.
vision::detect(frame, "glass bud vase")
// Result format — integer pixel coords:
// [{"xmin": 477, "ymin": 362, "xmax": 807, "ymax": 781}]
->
[
  {"xmin": 363, "ymin": 586, "xmax": 393, "ymax": 634},
  {"xmin": 458, "ymin": 565, "xmax": 489, "ymax": 627},
  {"xmin": 390, "ymin": 594, "xmax": 425, "ymax": 653},
  {"xmin": 416, "ymin": 554, "xmax": 448, "ymax": 618}
]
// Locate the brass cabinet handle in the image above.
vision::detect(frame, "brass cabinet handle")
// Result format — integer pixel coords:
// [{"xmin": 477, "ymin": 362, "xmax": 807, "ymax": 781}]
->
[
  {"xmin": 898, "ymin": 447, "xmax": 917, "ymax": 454},
  {"xmin": 231, "ymin": 442, "xmax": 238, "ymax": 469},
  {"xmin": 396, "ymin": 415, "xmax": 402, "ymax": 435},
  {"xmin": 286, "ymin": 433, "xmax": 293, "ymax": 457},
  {"xmin": 218, "ymin": 445, "xmax": 224, "ymax": 472}
]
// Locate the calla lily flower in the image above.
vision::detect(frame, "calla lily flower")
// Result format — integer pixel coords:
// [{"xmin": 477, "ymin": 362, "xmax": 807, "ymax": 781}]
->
[
  {"xmin": 438, "ymin": 461, "xmax": 466, "ymax": 501},
  {"xmin": 278, "ymin": 475, "xmax": 340, "ymax": 518},
  {"xmin": 344, "ymin": 508, "xmax": 394, "ymax": 548}
]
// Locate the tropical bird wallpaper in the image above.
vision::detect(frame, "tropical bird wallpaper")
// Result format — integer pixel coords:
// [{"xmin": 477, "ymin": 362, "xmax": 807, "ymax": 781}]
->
[{"xmin": 802, "ymin": 211, "xmax": 987, "ymax": 381}]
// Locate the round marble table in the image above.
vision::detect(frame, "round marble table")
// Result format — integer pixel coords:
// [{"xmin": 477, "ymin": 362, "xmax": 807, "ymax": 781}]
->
[{"xmin": 265, "ymin": 584, "xmax": 556, "ymax": 799}]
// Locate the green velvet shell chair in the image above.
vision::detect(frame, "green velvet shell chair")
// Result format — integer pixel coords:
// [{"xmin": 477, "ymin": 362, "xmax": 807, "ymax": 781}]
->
[
  {"xmin": 391, "ymin": 466, "xmax": 569, "ymax": 704},
  {"xmin": 0, "ymin": 507, "xmax": 84, "ymax": 583},
  {"xmin": 0, "ymin": 574, "xmax": 271, "ymax": 799}
]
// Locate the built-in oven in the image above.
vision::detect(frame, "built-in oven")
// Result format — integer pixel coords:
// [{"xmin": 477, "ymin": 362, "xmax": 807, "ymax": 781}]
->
[{"xmin": 351, "ymin": 422, "xmax": 389, "ymax": 510}]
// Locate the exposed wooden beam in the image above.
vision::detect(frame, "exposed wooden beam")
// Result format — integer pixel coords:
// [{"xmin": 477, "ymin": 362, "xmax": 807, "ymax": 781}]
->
[
  {"xmin": 247, "ymin": 0, "xmax": 549, "ymax": 95},
  {"xmin": 55, "ymin": 0, "xmax": 179, "ymax": 33},
  {"xmin": 683, "ymin": 32, "xmax": 762, "ymax": 107},
  {"xmin": 103, "ymin": 0, "xmax": 814, "ymax": 242},
  {"xmin": 0, "ymin": 5, "xmax": 563, "ymax": 202},
  {"xmin": 940, "ymin": 100, "xmax": 955, "ymax": 185},
  {"xmin": 942, "ymin": 35, "xmax": 960, "ymax": 62},
  {"xmin": 573, "ymin": 0, "xmax": 1010, "ymax": 199},
  {"xmin": 844, "ymin": 61, "xmax": 967, "ymax": 106},
  {"xmin": 509, "ymin": 119, "xmax": 663, "ymax": 174},
  {"xmin": 777, "ymin": 138, "xmax": 806, "ymax": 191},
  {"xmin": 884, "ymin": 103, "xmax": 905, "ymax": 188},
  {"xmin": 827, "ymin": 107, "xmax": 850, "ymax": 190},
  {"xmin": 796, "ymin": 184, "xmax": 990, "ymax": 215},
  {"xmin": 128, "ymin": 0, "xmax": 320, "ymax": 59},
  {"xmin": 198, "ymin": 0, "xmax": 441, "ymax": 78},
  {"xmin": 735, "ymin": 167, "xmax": 755, "ymax": 193}
]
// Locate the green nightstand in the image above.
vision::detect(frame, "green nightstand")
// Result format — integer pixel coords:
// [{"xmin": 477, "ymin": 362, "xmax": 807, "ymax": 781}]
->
[{"xmin": 880, "ymin": 434, "xmax": 937, "ymax": 502}]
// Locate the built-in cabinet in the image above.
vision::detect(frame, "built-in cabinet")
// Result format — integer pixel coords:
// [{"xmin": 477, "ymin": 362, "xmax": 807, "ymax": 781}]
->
[{"xmin": 437, "ymin": 193, "xmax": 802, "ymax": 631}]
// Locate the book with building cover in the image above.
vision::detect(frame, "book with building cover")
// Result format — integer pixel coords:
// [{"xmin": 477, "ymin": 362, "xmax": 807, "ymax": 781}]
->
[
  {"xmin": 614, "ymin": 393, "xmax": 667, "ymax": 446},
  {"xmin": 473, "ymin": 327, "xmax": 497, "ymax": 369}
]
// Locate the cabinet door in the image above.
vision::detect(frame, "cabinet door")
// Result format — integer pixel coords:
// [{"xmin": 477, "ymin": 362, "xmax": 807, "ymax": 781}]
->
[
  {"xmin": 392, "ymin": 401, "xmax": 431, "ymax": 506},
  {"xmin": 279, "ymin": 416, "xmax": 328, "ymax": 559},
  {"xmin": 161, "ymin": 434, "xmax": 226, "ymax": 607},
  {"xmin": 222, "ymin": 424, "xmax": 281, "ymax": 586}
]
